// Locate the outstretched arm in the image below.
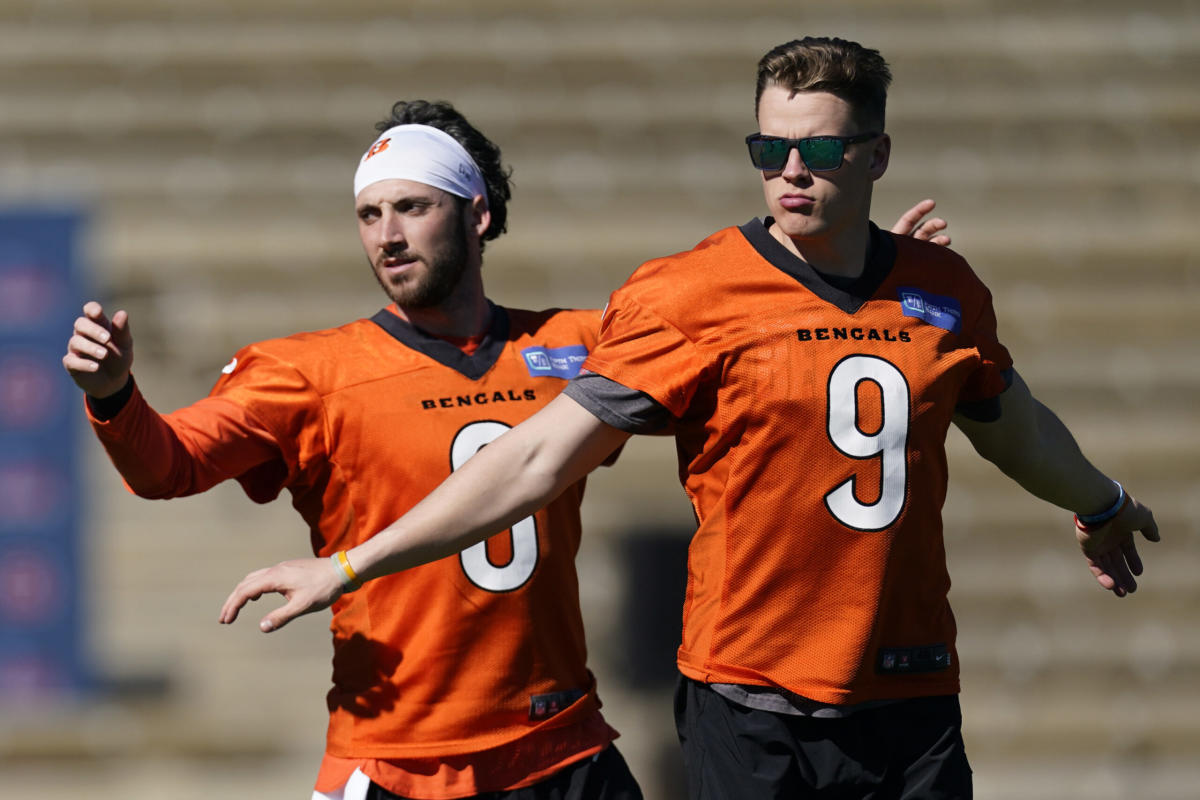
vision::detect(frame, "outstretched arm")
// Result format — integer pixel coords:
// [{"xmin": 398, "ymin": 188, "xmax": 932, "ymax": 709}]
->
[
  {"xmin": 953, "ymin": 370, "xmax": 1159, "ymax": 596},
  {"xmin": 220, "ymin": 393, "xmax": 631, "ymax": 631}
]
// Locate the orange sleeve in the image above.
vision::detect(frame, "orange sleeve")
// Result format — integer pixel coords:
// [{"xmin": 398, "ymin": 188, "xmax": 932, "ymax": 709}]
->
[
  {"xmin": 87, "ymin": 345, "xmax": 324, "ymax": 503},
  {"xmin": 584, "ymin": 294, "xmax": 711, "ymax": 419},
  {"xmin": 87, "ymin": 378, "xmax": 282, "ymax": 500},
  {"xmin": 203, "ymin": 346, "xmax": 329, "ymax": 501},
  {"xmin": 957, "ymin": 283, "xmax": 1014, "ymax": 404}
]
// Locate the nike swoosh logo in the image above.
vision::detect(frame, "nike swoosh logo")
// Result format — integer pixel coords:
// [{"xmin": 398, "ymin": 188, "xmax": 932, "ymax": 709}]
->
[{"xmin": 221, "ymin": 357, "xmax": 238, "ymax": 375}]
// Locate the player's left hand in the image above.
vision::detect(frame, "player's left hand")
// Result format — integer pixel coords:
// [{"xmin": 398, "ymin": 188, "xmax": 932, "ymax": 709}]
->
[
  {"xmin": 219, "ymin": 557, "xmax": 346, "ymax": 632},
  {"xmin": 891, "ymin": 198, "xmax": 951, "ymax": 246},
  {"xmin": 1076, "ymin": 494, "xmax": 1160, "ymax": 597}
]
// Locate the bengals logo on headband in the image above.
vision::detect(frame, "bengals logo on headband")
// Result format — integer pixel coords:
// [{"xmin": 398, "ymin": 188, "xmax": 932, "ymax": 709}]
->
[{"xmin": 365, "ymin": 138, "xmax": 391, "ymax": 160}]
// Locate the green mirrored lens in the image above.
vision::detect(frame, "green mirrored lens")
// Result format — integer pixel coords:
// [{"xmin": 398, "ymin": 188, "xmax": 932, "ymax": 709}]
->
[
  {"xmin": 797, "ymin": 138, "xmax": 844, "ymax": 171},
  {"xmin": 751, "ymin": 138, "xmax": 790, "ymax": 169}
]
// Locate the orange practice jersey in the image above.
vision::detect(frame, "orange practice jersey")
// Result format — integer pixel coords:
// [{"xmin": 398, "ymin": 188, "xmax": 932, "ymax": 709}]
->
[
  {"xmin": 584, "ymin": 221, "xmax": 1013, "ymax": 706},
  {"xmin": 88, "ymin": 305, "xmax": 616, "ymax": 796}
]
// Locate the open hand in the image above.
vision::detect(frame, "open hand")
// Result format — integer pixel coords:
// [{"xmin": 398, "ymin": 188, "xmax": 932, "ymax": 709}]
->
[
  {"xmin": 219, "ymin": 557, "xmax": 347, "ymax": 632},
  {"xmin": 1076, "ymin": 495, "xmax": 1160, "ymax": 597}
]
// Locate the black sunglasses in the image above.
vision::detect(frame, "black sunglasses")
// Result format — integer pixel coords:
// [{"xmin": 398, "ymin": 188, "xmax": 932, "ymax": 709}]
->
[{"xmin": 745, "ymin": 132, "xmax": 880, "ymax": 172}]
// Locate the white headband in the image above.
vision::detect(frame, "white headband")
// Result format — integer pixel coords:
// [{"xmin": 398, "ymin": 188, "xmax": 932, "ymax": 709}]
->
[{"xmin": 353, "ymin": 124, "xmax": 488, "ymax": 206}]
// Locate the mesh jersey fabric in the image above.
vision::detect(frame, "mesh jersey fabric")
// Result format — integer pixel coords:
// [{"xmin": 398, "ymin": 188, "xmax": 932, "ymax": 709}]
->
[
  {"xmin": 582, "ymin": 219, "xmax": 1013, "ymax": 706},
  {"xmin": 87, "ymin": 304, "xmax": 617, "ymax": 795}
]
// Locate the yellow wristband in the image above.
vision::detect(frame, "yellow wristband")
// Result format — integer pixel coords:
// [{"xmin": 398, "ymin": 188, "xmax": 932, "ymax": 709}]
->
[{"xmin": 331, "ymin": 550, "xmax": 361, "ymax": 590}]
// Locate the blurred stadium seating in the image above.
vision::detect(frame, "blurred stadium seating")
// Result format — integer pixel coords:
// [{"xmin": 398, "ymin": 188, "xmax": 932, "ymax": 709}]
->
[{"xmin": 1, "ymin": 1, "xmax": 1197, "ymax": 798}]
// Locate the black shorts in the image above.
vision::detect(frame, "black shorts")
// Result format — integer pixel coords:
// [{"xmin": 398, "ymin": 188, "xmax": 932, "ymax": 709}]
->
[
  {"xmin": 674, "ymin": 675, "xmax": 972, "ymax": 799},
  {"xmin": 364, "ymin": 744, "xmax": 643, "ymax": 800}
]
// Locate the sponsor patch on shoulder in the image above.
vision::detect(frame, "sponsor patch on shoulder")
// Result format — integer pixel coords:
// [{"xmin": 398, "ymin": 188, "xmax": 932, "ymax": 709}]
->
[
  {"xmin": 521, "ymin": 344, "xmax": 588, "ymax": 379},
  {"xmin": 898, "ymin": 287, "xmax": 962, "ymax": 334}
]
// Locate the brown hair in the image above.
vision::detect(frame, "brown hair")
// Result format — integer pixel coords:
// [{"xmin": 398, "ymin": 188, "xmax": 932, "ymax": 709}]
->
[
  {"xmin": 375, "ymin": 100, "xmax": 513, "ymax": 248},
  {"xmin": 755, "ymin": 37, "xmax": 892, "ymax": 131}
]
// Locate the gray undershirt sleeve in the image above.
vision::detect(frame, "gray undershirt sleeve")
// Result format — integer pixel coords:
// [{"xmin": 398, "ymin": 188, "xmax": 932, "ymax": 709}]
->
[{"xmin": 562, "ymin": 371, "xmax": 672, "ymax": 434}]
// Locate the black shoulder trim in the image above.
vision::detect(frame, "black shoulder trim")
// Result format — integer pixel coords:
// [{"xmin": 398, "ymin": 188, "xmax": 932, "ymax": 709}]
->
[
  {"xmin": 737, "ymin": 218, "xmax": 897, "ymax": 313},
  {"xmin": 369, "ymin": 303, "xmax": 511, "ymax": 380}
]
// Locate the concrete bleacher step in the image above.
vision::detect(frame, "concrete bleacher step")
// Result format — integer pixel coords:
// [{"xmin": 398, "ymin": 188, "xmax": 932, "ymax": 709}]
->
[
  {"xmin": 963, "ymin": 675, "xmax": 1200, "ymax": 759},
  {"xmin": 5, "ymin": 68, "xmax": 1195, "ymax": 135},
  {"xmin": 3, "ymin": 5, "xmax": 1194, "ymax": 73},
  {"xmin": 11, "ymin": 128, "xmax": 1194, "ymax": 197}
]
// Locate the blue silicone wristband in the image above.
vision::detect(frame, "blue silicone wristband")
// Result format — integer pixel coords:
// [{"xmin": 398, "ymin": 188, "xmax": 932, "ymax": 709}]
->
[{"xmin": 1075, "ymin": 480, "xmax": 1125, "ymax": 526}]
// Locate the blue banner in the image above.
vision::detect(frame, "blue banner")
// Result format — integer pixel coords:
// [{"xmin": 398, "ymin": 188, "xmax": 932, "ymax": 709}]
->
[{"xmin": 0, "ymin": 210, "xmax": 89, "ymax": 699}]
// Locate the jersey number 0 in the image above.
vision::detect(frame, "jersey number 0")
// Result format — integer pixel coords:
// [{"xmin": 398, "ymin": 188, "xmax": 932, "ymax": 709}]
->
[{"xmin": 450, "ymin": 421, "xmax": 540, "ymax": 592}]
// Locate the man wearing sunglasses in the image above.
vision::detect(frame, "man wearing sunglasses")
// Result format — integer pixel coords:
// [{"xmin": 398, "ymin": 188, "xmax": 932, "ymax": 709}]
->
[
  {"xmin": 217, "ymin": 37, "xmax": 1157, "ymax": 800},
  {"xmin": 65, "ymin": 94, "xmax": 948, "ymax": 800}
]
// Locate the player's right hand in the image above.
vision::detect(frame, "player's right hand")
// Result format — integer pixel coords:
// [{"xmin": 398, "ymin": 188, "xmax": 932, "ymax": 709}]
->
[
  {"xmin": 219, "ymin": 557, "xmax": 347, "ymax": 632},
  {"xmin": 62, "ymin": 301, "xmax": 134, "ymax": 398}
]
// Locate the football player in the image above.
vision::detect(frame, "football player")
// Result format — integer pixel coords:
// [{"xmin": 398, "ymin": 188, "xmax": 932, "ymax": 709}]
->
[
  {"xmin": 65, "ymin": 100, "xmax": 639, "ymax": 800},
  {"xmin": 214, "ymin": 39, "xmax": 1162, "ymax": 798},
  {"xmin": 69, "ymin": 94, "xmax": 966, "ymax": 799}
]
